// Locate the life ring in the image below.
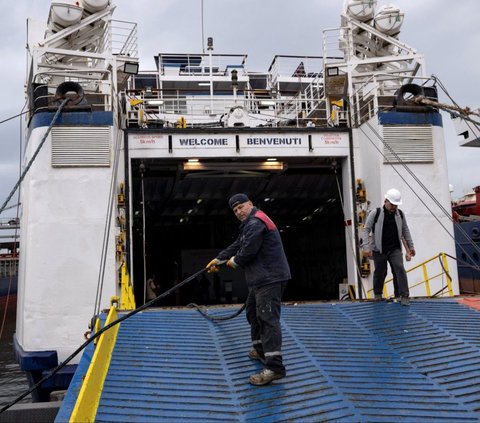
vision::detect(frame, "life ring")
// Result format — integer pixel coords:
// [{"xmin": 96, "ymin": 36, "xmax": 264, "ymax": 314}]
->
[
  {"xmin": 395, "ymin": 83, "xmax": 424, "ymax": 107},
  {"xmin": 55, "ymin": 81, "xmax": 87, "ymax": 106}
]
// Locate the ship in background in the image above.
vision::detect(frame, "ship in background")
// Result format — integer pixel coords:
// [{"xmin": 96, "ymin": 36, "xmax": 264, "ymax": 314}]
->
[
  {"xmin": 3, "ymin": 0, "xmax": 480, "ymax": 408},
  {"xmin": 0, "ymin": 218, "xmax": 19, "ymax": 301},
  {"xmin": 450, "ymin": 93, "xmax": 480, "ymax": 294},
  {"xmin": 453, "ymin": 186, "xmax": 480, "ymax": 294}
]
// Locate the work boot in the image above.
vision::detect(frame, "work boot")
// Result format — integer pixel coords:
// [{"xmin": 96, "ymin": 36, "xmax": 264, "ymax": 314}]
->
[
  {"xmin": 400, "ymin": 297, "xmax": 410, "ymax": 306},
  {"xmin": 249, "ymin": 368, "xmax": 284, "ymax": 386},
  {"xmin": 248, "ymin": 349, "xmax": 265, "ymax": 364}
]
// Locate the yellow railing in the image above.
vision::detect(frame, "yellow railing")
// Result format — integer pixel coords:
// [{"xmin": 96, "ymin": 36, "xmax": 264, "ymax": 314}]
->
[
  {"xmin": 366, "ymin": 252, "xmax": 454, "ymax": 299},
  {"xmin": 120, "ymin": 260, "xmax": 136, "ymax": 310},
  {"xmin": 70, "ymin": 306, "xmax": 120, "ymax": 423}
]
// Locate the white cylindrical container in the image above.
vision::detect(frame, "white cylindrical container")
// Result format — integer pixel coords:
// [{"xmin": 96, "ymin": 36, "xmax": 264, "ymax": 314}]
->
[
  {"xmin": 50, "ymin": 1, "xmax": 84, "ymax": 27},
  {"xmin": 81, "ymin": 0, "xmax": 109, "ymax": 13},
  {"xmin": 374, "ymin": 4, "xmax": 404, "ymax": 36},
  {"xmin": 344, "ymin": 0, "xmax": 376, "ymax": 22}
]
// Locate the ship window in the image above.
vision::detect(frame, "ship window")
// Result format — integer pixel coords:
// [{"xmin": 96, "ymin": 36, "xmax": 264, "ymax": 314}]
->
[{"xmin": 473, "ymin": 252, "xmax": 479, "ymax": 262}]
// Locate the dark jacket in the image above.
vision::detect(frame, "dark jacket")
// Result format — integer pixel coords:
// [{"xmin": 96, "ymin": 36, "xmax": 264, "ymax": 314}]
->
[{"xmin": 217, "ymin": 207, "xmax": 291, "ymax": 287}]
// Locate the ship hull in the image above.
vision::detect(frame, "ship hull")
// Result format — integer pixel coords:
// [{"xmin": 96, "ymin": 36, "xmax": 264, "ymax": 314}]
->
[
  {"xmin": 455, "ymin": 220, "xmax": 480, "ymax": 294},
  {"xmin": 0, "ymin": 276, "xmax": 17, "ymax": 297}
]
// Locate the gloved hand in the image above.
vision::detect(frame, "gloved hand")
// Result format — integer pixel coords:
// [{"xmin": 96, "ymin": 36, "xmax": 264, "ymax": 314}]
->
[
  {"xmin": 226, "ymin": 256, "xmax": 238, "ymax": 269},
  {"xmin": 363, "ymin": 250, "xmax": 373, "ymax": 259},
  {"xmin": 207, "ymin": 258, "xmax": 221, "ymax": 273}
]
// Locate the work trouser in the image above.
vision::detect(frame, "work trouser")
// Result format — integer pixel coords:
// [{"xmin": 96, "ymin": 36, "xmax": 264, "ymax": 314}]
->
[
  {"xmin": 245, "ymin": 281, "xmax": 287, "ymax": 376},
  {"xmin": 373, "ymin": 248, "xmax": 409, "ymax": 298}
]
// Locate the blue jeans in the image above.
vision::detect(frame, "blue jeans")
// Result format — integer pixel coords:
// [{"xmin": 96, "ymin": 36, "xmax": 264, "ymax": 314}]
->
[
  {"xmin": 245, "ymin": 281, "xmax": 287, "ymax": 375},
  {"xmin": 373, "ymin": 249, "xmax": 409, "ymax": 298}
]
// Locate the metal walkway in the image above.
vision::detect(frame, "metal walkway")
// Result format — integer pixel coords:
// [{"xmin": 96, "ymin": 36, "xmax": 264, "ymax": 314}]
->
[{"xmin": 57, "ymin": 299, "xmax": 480, "ymax": 422}]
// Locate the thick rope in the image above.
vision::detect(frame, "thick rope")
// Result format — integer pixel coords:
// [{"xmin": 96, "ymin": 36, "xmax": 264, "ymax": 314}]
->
[
  {"xmin": 0, "ymin": 99, "xmax": 70, "ymax": 215},
  {"xmin": 0, "ymin": 263, "xmax": 233, "ymax": 413}
]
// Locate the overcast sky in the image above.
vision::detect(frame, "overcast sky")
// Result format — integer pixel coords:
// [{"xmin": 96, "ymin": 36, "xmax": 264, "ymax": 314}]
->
[{"xmin": 1, "ymin": 0, "xmax": 479, "ymax": 218}]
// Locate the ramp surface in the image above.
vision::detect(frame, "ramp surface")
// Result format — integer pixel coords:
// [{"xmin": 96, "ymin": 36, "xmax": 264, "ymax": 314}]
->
[{"xmin": 58, "ymin": 299, "xmax": 480, "ymax": 422}]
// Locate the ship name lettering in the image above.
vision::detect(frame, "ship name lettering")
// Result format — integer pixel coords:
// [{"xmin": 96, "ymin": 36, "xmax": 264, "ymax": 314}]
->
[{"xmin": 246, "ymin": 137, "xmax": 302, "ymax": 146}]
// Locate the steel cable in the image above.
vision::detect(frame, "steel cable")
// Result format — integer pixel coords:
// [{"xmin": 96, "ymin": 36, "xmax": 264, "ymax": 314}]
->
[
  {"xmin": 370, "ymin": 120, "xmax": 480, "ymax": 265},
  {"xmin": 333, "ymin": 167, "xmax": 367, "ymax": 298},
  {"xmin": 360, "ymin": 121, "xmax": 480, "ymax": 271}
]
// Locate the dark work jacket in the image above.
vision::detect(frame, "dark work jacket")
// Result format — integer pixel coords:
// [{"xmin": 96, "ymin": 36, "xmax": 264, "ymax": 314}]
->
[{"xmin": 217, "ymin": 207, "xmax": 291, "ymax": 288}]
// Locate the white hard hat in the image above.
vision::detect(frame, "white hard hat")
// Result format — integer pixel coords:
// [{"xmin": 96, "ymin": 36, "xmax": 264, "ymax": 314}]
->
[{"xmin": 385, "ymin": 188, "xmax": 402, "ymax": 205}]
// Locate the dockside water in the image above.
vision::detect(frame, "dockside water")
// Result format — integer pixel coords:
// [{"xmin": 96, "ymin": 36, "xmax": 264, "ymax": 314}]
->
[{"xmin": 0, "ymin": 299, "xmax": 30, "ymax": 408}]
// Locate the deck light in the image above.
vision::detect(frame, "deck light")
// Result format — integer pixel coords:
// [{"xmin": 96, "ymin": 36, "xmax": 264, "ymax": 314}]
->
[
  {"xmin": 183, "ymin": 161, "xmax": 285, "ymax": 171},
  {"xmin": 145, "ymin": 99, "xmax": 164, "ymax": 105},
  {"xmin": 122, "ymin": 62, "xmax": 139, "ymax": 75},
  {"xmin": 326, "ymin": 67, "xmax": 339, "ymax": 76},
  {"xmin": 260, "ymin": 100, "xmax": 276, "ymax": 106}
]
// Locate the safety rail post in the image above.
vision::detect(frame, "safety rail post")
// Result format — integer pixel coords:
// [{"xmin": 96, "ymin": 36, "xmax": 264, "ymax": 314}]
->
[
  {"xmin": 372, "ymin": 76, "xmax": 379, "ymax": 120},
  {"xmin": 366, "ymin": 252, "xmax": 454, "ymax": 299},
  {"xmin": 70, "ymin": 306, "xmax": 119, "ymax": 423},
  {"xmin": 120, "ymin": 261, "xmax": 136, "ymax": 310},
  {"xmin": 382, "ymin": 285, "xmax": 388, "ymax": 299},
  {"xmin": 441, "ymin": 252, "xmax": 454, "ymax": 297},
  {"xmin": 422, "ymin": 262, "xmax": 431, "ymax": 297}
]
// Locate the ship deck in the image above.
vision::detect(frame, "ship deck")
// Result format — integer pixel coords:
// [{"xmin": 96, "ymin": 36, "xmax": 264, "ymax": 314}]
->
[{"xmin": 56, "ymin": 298, "xmax": 480, "ymax": 422}]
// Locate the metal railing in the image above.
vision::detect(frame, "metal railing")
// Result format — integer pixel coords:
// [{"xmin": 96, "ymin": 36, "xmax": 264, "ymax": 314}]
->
[
  {"xmin": 70, "ymin": 306, "xmax": 119, "ymax": 422},
  {"xmin": 267, "ymin": 55, "xmax": 324, "ymax": 86},
  {"xmin": 157, "ymin": 53, "xmax": 247, "ymax": 77},
  {"xmin": 0, "ymin": 258, "xmax": 18, "ymax": 279},
  {"xmin": 29, "ymin": 74, "xmax": 113, "ymax": 116},
  {"xmin": 348, "ymin": 74, "xmax": 437, "ymax": 127},
  {"xmin": 119, "ymin": 261, "xmax": 136, "ymax": 310},
  {"xmin": 125, "ymin": 89, "xmax": 332, "ymax": 128},
  {"xmin": 322, "ymin": 27, "xmax": 348, "ymax": 65},
  {"xmin": 366, "ymin": 252, "xmax": 454, "ymax": 299},
  {"xmin": 111, "ymin": 19, "xmax": 138, "ymax": 58}
]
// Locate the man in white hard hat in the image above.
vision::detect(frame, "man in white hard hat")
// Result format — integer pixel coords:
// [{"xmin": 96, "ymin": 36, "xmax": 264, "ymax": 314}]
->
[{"xmin": 361, "ymin": 188, "xmax": 416, "ymax": 306}]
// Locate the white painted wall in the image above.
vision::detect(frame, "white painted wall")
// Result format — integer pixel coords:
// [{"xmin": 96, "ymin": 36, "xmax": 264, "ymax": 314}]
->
[
  {"xmin": 16, "ymin": 126, "xmax": 118, "ymax": 362},
  {"xmin": 353, "ymin": 117, "xmax": 459, "ymax": 298}
]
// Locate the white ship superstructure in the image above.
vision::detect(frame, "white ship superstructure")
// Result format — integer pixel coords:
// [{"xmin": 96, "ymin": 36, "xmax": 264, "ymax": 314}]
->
[{"xmin": 14, "ymin": 0, "xmax": 460, "ymax": 400}]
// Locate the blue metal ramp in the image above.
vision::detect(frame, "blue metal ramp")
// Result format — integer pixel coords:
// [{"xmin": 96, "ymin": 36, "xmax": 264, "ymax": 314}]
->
[{"xmin": 57, "ymin": 299, "xmax": 480, "ymax": 422}]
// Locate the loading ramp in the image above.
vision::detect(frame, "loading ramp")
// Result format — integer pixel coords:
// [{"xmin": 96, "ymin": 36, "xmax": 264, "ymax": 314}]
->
[{"xmin": 57, "ymin": 298, "xmax": 480, "ymax": 422}]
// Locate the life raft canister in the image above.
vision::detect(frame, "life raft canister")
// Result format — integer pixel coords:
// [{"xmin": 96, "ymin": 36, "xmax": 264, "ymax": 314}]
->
[{"xmin": 54, "ymin": 81, "xmax": 88, "ymax": 106}]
